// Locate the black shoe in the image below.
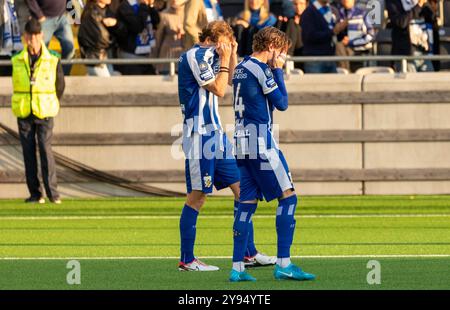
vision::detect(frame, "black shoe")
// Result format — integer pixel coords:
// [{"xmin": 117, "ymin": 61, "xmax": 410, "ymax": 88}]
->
[{"xmin": 25, "ymin": 197, "xmax": 45, "ymax": 204}]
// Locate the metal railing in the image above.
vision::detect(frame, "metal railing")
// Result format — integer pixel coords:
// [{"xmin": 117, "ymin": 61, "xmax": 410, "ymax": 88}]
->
[{"xmin": 2, "ymin": 54, "xmax": 450, "ymax": 75}]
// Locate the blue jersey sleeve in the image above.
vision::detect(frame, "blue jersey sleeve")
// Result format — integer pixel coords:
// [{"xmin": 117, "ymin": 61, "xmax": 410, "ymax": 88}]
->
[
  {"xmin": 186, "ymin": 47, "xmax": 216, "ymax": 87},
  {"xmin": 267, "ymin": 68, "xmax": 288, "ymax": 111}
]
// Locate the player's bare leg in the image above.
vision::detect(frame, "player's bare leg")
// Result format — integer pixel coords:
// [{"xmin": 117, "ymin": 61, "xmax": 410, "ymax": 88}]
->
[{"xmin": 186, "ymin": 190, "xmax": 207, "ymax": 211}]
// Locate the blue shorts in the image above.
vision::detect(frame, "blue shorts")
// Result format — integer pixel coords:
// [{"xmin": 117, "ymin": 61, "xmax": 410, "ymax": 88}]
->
[
  {"xmin": 184, "ymin": 131, "xmax": 240, "ymax": 194},
  {"xmin": 238, "ymin": 148, "xmax": 294, "ymax": 202}
]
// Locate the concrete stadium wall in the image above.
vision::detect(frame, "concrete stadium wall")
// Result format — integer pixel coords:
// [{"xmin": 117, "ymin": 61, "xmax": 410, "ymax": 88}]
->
[{"xmin": 1, "ymin": 73, "xmax": 449, "ymax": 198}]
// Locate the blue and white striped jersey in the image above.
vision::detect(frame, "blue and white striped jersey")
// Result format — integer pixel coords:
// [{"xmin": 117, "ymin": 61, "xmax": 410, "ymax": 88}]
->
[
  {"xmin": 232, "ymin": 56, "xmax": 280, "ymax": 155},
  {"xmin": 233, "ymin": 56, "xmax": 278, "ymax": 130},
  {"xmin": 178, "ymin": 44, "xmax": 222, "ymax": 136}
]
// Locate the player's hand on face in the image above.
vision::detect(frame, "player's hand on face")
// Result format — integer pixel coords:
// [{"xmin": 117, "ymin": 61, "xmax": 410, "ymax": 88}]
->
[
  {"xmin": 269, "ymin": 46, "xmax": 286, "ymax": 69},
  {"xmin": 231, "ymin": 39, "xmax": 238, "ymax": 56},
  {"xmin": 216, "ymin": 42, "xmax": 232, "ymax": 62},
  {"xmin": 274, "ymin": 51, "xmax": 287, "ymax": 69}
]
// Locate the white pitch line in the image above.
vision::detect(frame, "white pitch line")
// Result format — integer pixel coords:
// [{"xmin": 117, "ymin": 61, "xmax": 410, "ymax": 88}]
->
[
  {"xmin": 0, "ymin": 254, "xmax": 450, "ymax": 260},
  {"xmin": 0, "ymin": 214, "xmax": 450, "ymax": 220}
]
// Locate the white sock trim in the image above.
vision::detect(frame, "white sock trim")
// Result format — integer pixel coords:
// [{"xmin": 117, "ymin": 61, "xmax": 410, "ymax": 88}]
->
[
  {"xmin": 276, "ymin": 257, "xmax": 291, "ymax": 268},
  {"xmin": 233, "ymin": 261, "xmax": 245, "ymax": 272}
]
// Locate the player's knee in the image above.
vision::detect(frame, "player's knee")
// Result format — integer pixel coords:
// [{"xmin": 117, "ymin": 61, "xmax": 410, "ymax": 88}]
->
[
  {"xmin": 229, "ymin": 182, "xmax": 240, "ymax": 201},
  {"xmin": 280, "ymin": 189, "xmax": 296, "ymax": 200},
  {"xmin": 186, "ymin": 194, "xmax": 206, "ymax": 210}
]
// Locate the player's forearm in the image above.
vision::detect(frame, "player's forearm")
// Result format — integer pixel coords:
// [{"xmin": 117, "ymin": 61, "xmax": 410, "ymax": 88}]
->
[
  {"xmin": 228, "ymin": 54, "xmax": 238, "ymax": 86},
  {"xmin": 204, "ymin": 72, "xmax": 229, "ymax": 98}
]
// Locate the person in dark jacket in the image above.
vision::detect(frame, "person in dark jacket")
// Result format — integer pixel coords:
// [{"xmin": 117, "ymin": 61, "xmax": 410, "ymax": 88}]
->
[
  {"xmin": 115, "ymin": 0, "xmax": 160, "ymax": 75},
  {"xmin": 423, "ymin": 0, "xmax": 440, "ymax": 71},
  {"xmin": 233, "ymin": 0, "xmax": 277, "ymax": 56},
  {"xmin": 300, "ymin": 0, "xmax": 347, "ymax": 73},
  {"xmin": 78, "ymin": 0, "xmax": 125, "ymax": 76},
  {"xmin": 276, "ymin": 0, "xmax": 308, "ymax": 70},
  {"xmin": 386, "ymin": 0, "xmax": 431, "ymax": 72}
]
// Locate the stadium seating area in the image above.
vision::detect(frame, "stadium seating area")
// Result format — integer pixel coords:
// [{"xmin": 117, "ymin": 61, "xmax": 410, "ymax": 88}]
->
[{"xmin": 3, "ymin": 0, "xmax": 450, "ymax": 75}]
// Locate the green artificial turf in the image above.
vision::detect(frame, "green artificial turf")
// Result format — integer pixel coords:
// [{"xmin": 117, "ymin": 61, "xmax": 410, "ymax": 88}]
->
[{"xmin": 0, "ymin": 195, "xmax": 449, "ymax": 290}]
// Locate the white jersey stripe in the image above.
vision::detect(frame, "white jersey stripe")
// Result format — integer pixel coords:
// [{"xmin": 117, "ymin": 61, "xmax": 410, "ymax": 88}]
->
[
  {"xmin": 242, "ymin": 59, "xmax": 278, "ymax": 95},
  {"xmin": 197, "ymin": 87, "xmax": 207, "ymax": 134},
  {"xmin": 183, "ymin": 46, "xmax": 221, "ymax": 135},
  {"xmin": 188, "ymin": 133, "xmax": 202, "ymax": 190},
  {"xmin": 258, "ymin": 137, "xmax": 292, "ymax": 192}
]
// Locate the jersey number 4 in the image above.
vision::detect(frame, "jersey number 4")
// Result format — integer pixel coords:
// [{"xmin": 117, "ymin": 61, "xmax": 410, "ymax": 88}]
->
[{"xmin": 234, "ymin": 83, "xmax": 245, "ymax": 119}]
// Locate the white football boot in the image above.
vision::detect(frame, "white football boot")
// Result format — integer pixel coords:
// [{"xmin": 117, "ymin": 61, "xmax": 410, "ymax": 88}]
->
[
  {"xmin": 178, "ymin": 258, "xmax": 220, "ymax": 271},
  {"xmin": 244, "ymin": 253, "xmax": 277, "ymax": 267}
]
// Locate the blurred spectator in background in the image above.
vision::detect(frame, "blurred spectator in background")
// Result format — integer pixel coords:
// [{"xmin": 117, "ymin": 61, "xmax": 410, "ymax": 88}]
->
[
  {"xmin": 11, "ymin": 0, "xmax": 29, "ymax": 34},
  {"xmin": 154, "ymin": 0, "xmax": 168, "ymax": 11},
  {"xmin": 78, "ymin": 0, "xmax": 124, "ymax": 76},
  {"xmin": 301, "ymin": 0, "xmax": 347, "ymax": 73},
  {"xmin": 1, "ymin": 0, "xmax": 23, "ymax": 76},
  {"xmin": 115, "ymin": 0, "xmax": 160, "ymax": 75},
  {"xmin": 276, "ymin": 0, "xmax": 308, "ymax": 69},
  {"xmin": 234, "ymin": 0, "xmax": 277, "ymax": 56},
  {"xmin": 335, "ymin": 0, "xmax": 375, "ymax": 72},
  {"xmin": 26, "ymin": 0, "xmax": 75, "ymax": 75},
  {"xmin": 281, "ymin": 0, "xmax": 296, "ymax": 18},
  {"xmin": 386, "ymin": 0, "xmax": 433, "ymax": 72},
  {"xmin": 423, "ymin": 0, "xmax": 440, "ymax": 71},
  {"xmin": 183, "ymin": 0, "xmax": 222, "ymax": 49},
  {"xmin": 153, "ymin": 0, "xmax": 184, "ymax": 74},
  {"xmin": 109, "ymin": 0, "xmax": 122, "ymax": 14}
]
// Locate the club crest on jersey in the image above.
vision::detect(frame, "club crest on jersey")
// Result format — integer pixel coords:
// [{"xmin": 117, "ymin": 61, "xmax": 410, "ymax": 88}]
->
[
  {"xmin": 203, "ymin": 175, "xmax": 212, "ymax": 188},
  {"xmin": 199, "ymin": 61, "xmax": 208, "ymax": 72},
  {"xmin": 265, "ymin": 68, "xmax": 273, "ymax": 78}
]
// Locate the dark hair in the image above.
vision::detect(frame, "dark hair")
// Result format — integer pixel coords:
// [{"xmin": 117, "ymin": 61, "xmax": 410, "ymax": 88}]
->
[
  {"xmin": 25, "ymin": 18, "xmax": 42, "ymax": 35},
  {"xmin": 252, "ymin": 26, "xmax": 291, "ymax": 53},
  {"xmin": 81, "ymin": 0, "xmax": 97, "ymax": 21},
  {"xmin": 198, "ymin": 21, "xmax": 234, "ymax": 43}
]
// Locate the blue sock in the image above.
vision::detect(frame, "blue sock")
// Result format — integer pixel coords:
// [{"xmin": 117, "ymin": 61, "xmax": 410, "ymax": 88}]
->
[
  {"xmin": 234, "ymin": 201, "xmax": 257, "ymax": 258},
  {"xmin": 246, "ymin": 220, "xmax": 257, "ymax": 257},
  {"xmin": 276, "ymin": 195, "xmax": 298, "ymax": 258},
  {"xmin": 233, "ymin": 202, "xmax": 257, "ymax": 262},
  {"xmin": 180, "ymin": 204, "xmax": 199, "ymax": 264}
]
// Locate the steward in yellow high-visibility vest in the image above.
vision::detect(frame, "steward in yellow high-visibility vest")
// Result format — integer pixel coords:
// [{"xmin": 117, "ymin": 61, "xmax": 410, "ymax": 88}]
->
[
  {"xmin": 11, "ymin": 36, "xmax": 61, "ymax": 118},
  {"xmin": 12, "ymin": 18, "xmax": 65, "ymax": 204}
]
